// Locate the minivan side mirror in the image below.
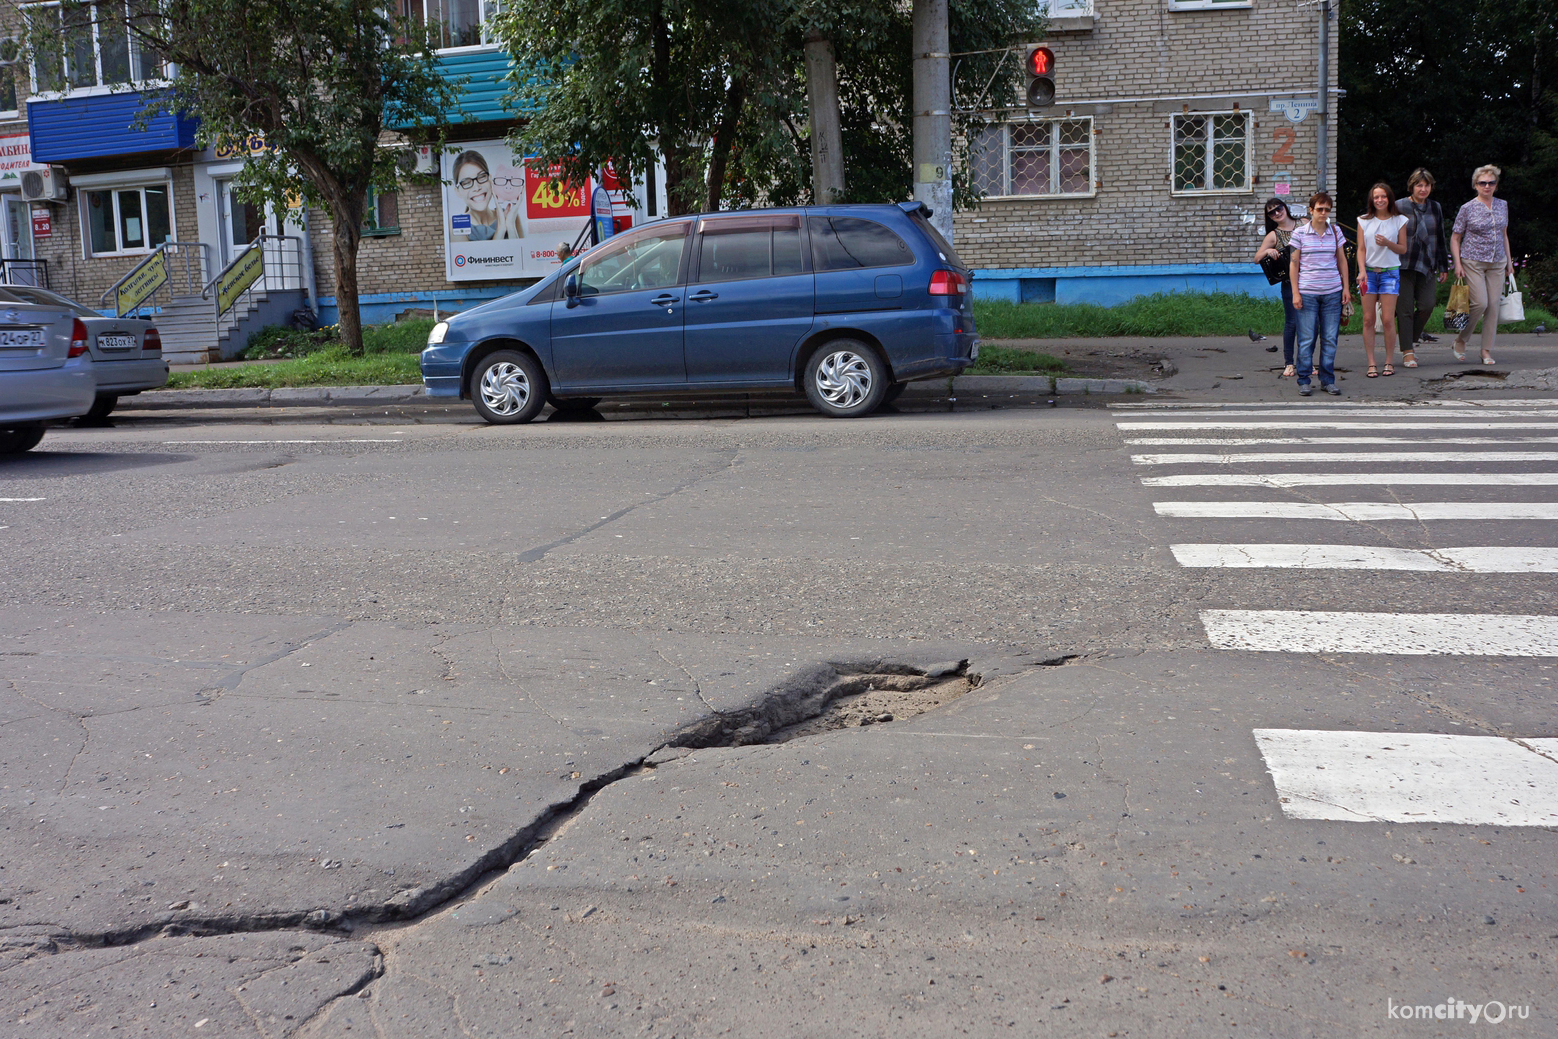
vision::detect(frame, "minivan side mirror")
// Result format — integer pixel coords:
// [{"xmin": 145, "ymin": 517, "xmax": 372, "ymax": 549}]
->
[{"xmin": 563, "ymin": 273, "xmax": 580, "ymax": 307}]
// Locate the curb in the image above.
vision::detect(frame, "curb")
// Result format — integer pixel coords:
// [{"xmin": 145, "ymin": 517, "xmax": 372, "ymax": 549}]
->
[
  {"xmin": 134, "ymin": 385, "xmax": 427, "ymax": 407},
  {"xmin": 903, "ymin": 375, "xmax": 1158, "ymax": 396}
]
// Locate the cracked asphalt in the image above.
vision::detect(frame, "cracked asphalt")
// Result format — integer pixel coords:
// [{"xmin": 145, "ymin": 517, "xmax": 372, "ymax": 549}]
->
[{"xmin": 0, "ymin": 381, "xmax": 1554, "ymax": 1037}]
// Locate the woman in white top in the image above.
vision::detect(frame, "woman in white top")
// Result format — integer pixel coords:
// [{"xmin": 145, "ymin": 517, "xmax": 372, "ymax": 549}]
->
[{"xmin": 1355, "ymin": 182, "xmax": 1409, "ymax": 377}]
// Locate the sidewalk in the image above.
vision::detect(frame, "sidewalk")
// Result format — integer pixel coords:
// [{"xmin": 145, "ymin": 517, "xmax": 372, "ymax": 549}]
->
[{"xmin": 129, "ymin": 331, "xmax": 1558, "ymax": 410}]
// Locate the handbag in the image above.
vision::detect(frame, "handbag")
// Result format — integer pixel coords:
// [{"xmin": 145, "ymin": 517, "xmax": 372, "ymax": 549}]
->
[
  {"xmin": 1498, "ymin": 271, "xmax": 1525, "ymax": 323},
  {"xmin": 1444, "ymin": 278, "xmax": 1471, "ymax": 332},
  {"xmin": 1259, "ymin": 243, "xmax": 1291, "ymax": 285}
]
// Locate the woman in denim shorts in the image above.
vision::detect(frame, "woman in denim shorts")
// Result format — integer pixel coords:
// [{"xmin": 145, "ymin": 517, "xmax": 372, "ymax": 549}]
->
[{"xmin": 1355, "ymin": 183, "xmax": 1409, "ymax": 377}]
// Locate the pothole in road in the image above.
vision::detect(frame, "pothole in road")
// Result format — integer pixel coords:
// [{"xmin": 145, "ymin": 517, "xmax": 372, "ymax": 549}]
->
[{"xmin": 767, "ymin": 668, "xmax": 979, "ymax": 741}]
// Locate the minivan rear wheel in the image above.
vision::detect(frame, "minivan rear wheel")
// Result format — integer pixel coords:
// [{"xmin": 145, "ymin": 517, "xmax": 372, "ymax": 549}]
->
[
  {"xmin": 804, "ymin": 340, "xmax": 888, "ymax": 418},
  {"xmin": 471, "ymin": 350, "xmax": 548, "ymax": 425},
  {"xmin": 0, "ymin": 422, "xmax": 46, "ymax": 455}
]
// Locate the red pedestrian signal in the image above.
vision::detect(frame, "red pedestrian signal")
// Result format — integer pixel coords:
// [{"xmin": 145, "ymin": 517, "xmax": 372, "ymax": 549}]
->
[{"xmin": 1026, "ymin": 46, "xmax": 1055, "ymax": 108}]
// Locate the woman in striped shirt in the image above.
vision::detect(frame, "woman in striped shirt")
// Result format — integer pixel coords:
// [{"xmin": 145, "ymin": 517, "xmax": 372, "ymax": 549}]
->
[{"xmin": 1288, "ymin": 191, "xmax": 1353, "ymax": 396}]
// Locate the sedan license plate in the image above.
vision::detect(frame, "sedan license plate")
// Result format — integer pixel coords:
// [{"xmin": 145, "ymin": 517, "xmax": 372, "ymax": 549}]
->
[
  {"xmin": 0, "ymin": 327, "xmax": 44, "ymax": 348},
  {"xmin": 98, "ymin": 333, "xmax": 137, "ymax": 351}
]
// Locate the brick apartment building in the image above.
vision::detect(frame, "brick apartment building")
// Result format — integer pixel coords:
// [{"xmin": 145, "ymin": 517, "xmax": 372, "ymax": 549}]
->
[
  {"xmin": 4, "ymin": 0, "xmax": 1336, "ymax": 359},
  {"xmin": 956, "ymin": 0, "xmax": 1339, "ymax": 305}
]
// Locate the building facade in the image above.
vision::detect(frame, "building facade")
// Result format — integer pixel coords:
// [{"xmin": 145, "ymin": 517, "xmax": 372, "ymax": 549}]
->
[
  {"xmin": 4, "ymin": 0, "xmax": 1339, "ymax": 358},
  {"xmin": 955, "ymin": 0, "xmax": 1340, "ymax": 305}
]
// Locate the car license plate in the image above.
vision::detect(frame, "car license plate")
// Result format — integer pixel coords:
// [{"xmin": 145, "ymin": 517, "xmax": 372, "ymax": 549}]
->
[
  {"xmin": 0, "ymin": 328, "xmax": 44, "ymax": 348},
  {"xmin": 98, "ymin": 333, "xmax": 137, "ymax": 351}
]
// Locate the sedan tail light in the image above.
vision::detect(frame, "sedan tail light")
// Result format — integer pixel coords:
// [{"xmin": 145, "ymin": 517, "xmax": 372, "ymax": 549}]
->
[
  {"xmin": 143, "ymin": 327, "xmax": 162, "ymax": 353},
  {"xmin": 68, "ymin": 318, "xmax": 89, "ymax": 358},
  {"xmin": 928, "ymin": 269, "xmax": 968, "ymax": 296}
]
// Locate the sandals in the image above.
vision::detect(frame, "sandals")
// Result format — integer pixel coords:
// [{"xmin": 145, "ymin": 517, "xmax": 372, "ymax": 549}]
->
[
  {"xmin": 1453, "ymin": 346, "xmax": 1467, "ymax": 361},
  {"xmin": 1281, "ymin": 364, "xmax": 1296, "ymax": 378},
  {"xmin": 1366, "ymin": 365, "xmax": 1379, "ymax": 378},
  {"xmin": 1402, "ymin": 352, "xmax": 1418, "ymax": 368},
  {"xmin": 1382, "ymin": 363, "xmax": 1394, "ymax": 377},
  {"xmin": 1482, "ymin": 353, "xmax": 1496, "ymax": 366}
]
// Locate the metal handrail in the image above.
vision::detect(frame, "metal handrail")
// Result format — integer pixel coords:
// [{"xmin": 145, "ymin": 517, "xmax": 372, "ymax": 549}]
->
[
  {"xmin": 100, "ymin": 241, "xmax": 214, "ymax": 315},
  {"xmin": 0, "ymin": 258, "xmax": 49, "ymax": 289},
  {"xmin": 202, "ymin": 232, "xmax": 316, "ymax": 322}
]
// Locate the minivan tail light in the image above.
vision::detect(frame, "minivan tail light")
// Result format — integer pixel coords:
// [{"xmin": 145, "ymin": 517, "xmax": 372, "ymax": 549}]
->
[
  {"xmin": 929, "ymin": 269, "xmax": 967, "ymax": 296},
  {"xmin": 68, "ymin": 319, "xmax": 89, "ymax": 357},
  {"xmin": 143, "ymin": 327, "xmax": 162, "ymax": 353}
]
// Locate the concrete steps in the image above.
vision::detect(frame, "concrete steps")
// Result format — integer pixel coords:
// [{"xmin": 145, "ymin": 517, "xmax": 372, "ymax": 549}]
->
[{"xmin": 154, "ymin": 289, "xmax": 309, "ymax": 365}]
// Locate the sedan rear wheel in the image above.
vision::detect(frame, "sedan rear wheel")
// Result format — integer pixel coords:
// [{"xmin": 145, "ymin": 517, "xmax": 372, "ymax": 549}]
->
[
  {"xmin": 0, "ymin": 422, "xmax": 46, "ymax": 455},
  {"xmin": 804, "ymin": 340, "xmax": 887, "ymax": 418},
  {"xmin": 83, "ymin": 394, "xmax": 119, "ymax": 421},
  {"xmin": 471, "ymin": 350, "xmax": 547, "ymax": 425}
]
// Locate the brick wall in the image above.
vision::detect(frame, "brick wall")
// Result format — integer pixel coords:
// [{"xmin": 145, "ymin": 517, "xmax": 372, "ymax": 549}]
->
[{"xmin": 953, "ymin": 0, "xmax": 1340, "ymax": 270}]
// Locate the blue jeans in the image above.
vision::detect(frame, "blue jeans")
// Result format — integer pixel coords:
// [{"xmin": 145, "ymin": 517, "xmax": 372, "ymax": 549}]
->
[
  {"xmin": 1279, "ymin": 280, "xmax": 1299, "ymax": 365},
  {"xmin": 1295, "ymin": 290, "xmax": 1341, "ymax": 387}
]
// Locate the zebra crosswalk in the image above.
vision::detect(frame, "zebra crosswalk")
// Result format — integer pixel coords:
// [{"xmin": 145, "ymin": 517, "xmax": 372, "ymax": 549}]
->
[{"xmin": 1116, "ymin": 398, "xmax": 1558, "ymax": 826}]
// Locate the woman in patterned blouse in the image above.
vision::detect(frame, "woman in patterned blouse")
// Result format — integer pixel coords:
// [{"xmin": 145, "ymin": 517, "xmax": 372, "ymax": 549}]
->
[{"xmin": 1450, "ymin": 165, "xmax": 1514, "ymax": 365}]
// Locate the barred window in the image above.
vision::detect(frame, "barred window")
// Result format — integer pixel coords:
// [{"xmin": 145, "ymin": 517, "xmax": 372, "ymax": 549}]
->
[
  {"xmin": 971, "ymin": 118, "xmax": 1093, "ymax": 199},
  {"xmin": 1172, "ymin": 112, "xmax": 1251, "ymax": 193}
]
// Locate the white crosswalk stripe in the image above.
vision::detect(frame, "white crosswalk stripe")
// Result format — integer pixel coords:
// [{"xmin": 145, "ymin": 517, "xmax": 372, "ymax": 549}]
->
[
  {"xmin": 1118, "ymin": 398, "xmax": 1558, "ymax": 824},
  {"xmin": 1154, "ymin": 501, "xmax": 1558, "ymax": 521},
  {"xmin": 1133, "ymin": 450, "xmax": 1558, "ymax": 464}
]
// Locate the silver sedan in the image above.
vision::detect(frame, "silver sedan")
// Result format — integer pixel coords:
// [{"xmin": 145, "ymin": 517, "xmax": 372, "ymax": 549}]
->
[{"xmin": 0, "ymin": 286, "xmax": 167, "ymax": 430}]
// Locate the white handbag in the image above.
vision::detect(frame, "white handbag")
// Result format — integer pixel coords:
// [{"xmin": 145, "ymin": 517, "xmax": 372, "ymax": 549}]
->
[{"xmin": 1498, "ymin": 271, "xmax": 1525, "ymax": 323}]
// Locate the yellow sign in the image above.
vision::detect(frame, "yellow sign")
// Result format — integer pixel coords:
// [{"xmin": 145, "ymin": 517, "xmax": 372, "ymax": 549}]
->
[
  {"xmin": 214, "ymin": 134, "xmax": 270, "ymax": 161},
  {"xmin": 216, "ymin": 246, "xmax": 265, "ymax": 315},
  {"xmin": 115, "ymin": 254, "xmax": 169, "ymax": 316}
]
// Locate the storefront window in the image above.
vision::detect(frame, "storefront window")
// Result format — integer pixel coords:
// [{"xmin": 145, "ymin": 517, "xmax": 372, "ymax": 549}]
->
[{"xmin": 84, "ymin": 184, "xmax": 172, "ymax": 255}]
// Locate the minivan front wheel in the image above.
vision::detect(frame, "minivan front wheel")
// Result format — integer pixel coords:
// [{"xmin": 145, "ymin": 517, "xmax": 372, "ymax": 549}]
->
[
  {"xmin": 804, "ymin": 341, "xmax": 888, "ymax": 418},
  {"xmin": 471, "ymin": 350, "xmax": 547, "ymax": 425}
]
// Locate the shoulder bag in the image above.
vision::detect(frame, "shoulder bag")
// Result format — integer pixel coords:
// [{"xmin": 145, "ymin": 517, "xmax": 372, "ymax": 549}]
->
[
  {"xmin": 1259, "ymin": 232, "xmax": 1291, "ymax": 285},
  {"xmin": 1498, "ymin": 271, "xmax": 1525, "ymax": 323}
]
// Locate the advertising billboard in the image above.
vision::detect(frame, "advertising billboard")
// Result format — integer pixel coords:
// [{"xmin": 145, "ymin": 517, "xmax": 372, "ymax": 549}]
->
[{"xmin": 441, "ymin": 141, "xmax": 655, "ymax": 282}]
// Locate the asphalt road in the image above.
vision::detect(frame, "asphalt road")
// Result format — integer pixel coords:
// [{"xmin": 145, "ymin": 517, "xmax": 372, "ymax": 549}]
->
[{"xmin": 1, "ymin": 387, "xmax": 1554, "ymax": 1038}]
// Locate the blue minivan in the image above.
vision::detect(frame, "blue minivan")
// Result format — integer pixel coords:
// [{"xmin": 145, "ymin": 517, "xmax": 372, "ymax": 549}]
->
[{"xmin": 420, "ymin": 202, "xmax": 977, "ymax": 422}]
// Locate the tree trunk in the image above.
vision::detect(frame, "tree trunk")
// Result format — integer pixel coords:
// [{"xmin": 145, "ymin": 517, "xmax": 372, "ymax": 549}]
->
[
  {"xmin": 803, "ymin": 31, "xmax": 845, "ymax": 204},
  {"xmin": 705, "ymin": 75, "xmax": 747, "ymax": 211},
  {"xmin": 329, "ymin": 198, "xmax": 365, "ymax": 354}
]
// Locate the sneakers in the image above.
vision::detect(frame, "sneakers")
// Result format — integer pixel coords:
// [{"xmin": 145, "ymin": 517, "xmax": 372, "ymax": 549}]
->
[
  {"xmin": 1323, "ymin": 384, "xmax": 1341, "ymax": 395},
  {"xmin": 1298, "ymin": 384, "xmax": 1313, "ymax": 396}
]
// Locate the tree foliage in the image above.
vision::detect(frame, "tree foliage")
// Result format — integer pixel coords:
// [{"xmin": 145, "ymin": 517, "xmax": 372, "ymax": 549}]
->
[
  {"xmin": 24, "ymin": 0, "xmax": 455, "ymax": 352},
  {"xmin": 497, "ymin": 0, "xmax": 1043, "ymax": 214},
  {"xmin": 1339, "ymin": 0, "xmax": 1557, "ymax": 261}
]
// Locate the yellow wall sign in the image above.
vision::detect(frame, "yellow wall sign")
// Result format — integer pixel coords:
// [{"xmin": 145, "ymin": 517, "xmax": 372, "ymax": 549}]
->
[
  {"xmin": 115, "ymin": 254, "xmax": 169, "ymax": 316},
  {"xmin": 214, "ymin": 134, "xmax": 270, "ymax": 161},
  {"xmin": 216, "ymin": 247, "xmax": 265, "ymax": 314}
]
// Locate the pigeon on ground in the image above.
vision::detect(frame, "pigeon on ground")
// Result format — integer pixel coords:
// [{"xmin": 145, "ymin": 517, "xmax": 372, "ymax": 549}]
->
[
  {"xmin": 1534, "ymin": 323, "xmax": 1548, "ymax": 335},
  {"xmin": 1248, "ymin": 329, "xmax": 1267, "ymax": 341}
]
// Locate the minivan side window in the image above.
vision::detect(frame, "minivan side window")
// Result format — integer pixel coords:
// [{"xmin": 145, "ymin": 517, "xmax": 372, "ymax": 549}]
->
[
  {"xmin": 577, "ymin": 224, "xmax": 689, "ymax": 296},
  {"xmin": 810, "ymin": 217, "xmax": 914, "ymax": 271},
  {"xmin": 696, "ymin": 216, "xmax": 805, "ymax": 283}
]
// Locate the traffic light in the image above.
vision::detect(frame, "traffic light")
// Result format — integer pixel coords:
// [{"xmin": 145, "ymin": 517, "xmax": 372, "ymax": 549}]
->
[{"xmin": 1026, "ymin": 45, "xmax": 1055, "ymax": 109}]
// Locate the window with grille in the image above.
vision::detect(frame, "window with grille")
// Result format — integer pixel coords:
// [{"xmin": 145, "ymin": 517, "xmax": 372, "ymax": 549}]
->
[
  {"xmin": 970, "ymin": 119, "xmax": 1093, "ymax": 199},
  {"xmin": 1171, "ymin": 111, "xmax": 1251, "ymax": 193}
]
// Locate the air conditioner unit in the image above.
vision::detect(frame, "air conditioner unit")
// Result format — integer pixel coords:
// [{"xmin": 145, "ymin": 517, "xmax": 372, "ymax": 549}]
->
[
  {"xmin": 20, "ymin": 166, "xmax": 68, "ymax": 203},
  {"xmin": 394, "ymin": 145, "xmax": 439, "ymax": 176}
]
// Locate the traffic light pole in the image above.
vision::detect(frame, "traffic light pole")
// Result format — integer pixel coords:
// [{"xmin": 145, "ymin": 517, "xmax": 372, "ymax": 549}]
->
[{"xmin": 912, "ymin": 0, "xmax": 954, "ymax": 244}]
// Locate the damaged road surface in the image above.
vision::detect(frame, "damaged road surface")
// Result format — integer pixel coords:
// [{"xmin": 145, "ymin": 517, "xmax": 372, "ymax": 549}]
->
[{"xmin": 2, "ymin": 408, "xmax": 1555, "ymax": 1037}]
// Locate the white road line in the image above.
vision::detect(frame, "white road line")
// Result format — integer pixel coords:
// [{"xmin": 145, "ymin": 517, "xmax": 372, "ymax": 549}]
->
[
  {"xmin": 1253, "ymin": 729, "xmax": 1558, "ymax": 826},
  {"xmin": 1126, "ymin": 409, "xmax": 1558, "ymax": 420},
  {"xmin": 163, "ymin": 439, "xmax": 404, "ymax": 444},
  {"xmin": 1142, "ymin": 473, "xmax": 1558, "ymax": 487},
  {"xmin": 1133, "ymin": 450, "xmax": 1558, "ymax": 465},
  {"xmin": 1155, "ymin": 501, "xmax": 1558, "ymax": 521},
  {"xmin": 1126, "ymin": 436, "xmax": 1558, "ymax": 446},
  {"xmin": 1118, "ymin": 421, "xmax": 1558, "ymax": 431},
  {"xmin": 1171, "ymin": 544, "xmax": 1558, "ymax": 572},
  {"xmin": 0, "ymin": 497, "xmax": 45, "ymax": 502},
  {"xmin": 1200, "ymin": 609, "xmax": 1558, "ymax": 656}
]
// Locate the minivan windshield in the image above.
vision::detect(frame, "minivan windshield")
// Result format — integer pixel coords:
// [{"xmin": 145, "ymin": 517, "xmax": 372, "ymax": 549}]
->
[{"xmin": 908, "ymin": 211, "xmax": 965, "ymax": 269}]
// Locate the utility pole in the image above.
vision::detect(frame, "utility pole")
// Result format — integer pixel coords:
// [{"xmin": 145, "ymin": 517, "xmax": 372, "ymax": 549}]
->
[
  {"xmin": 1316, "ymin": 0, "xmax": 1330, "ymax": 194},
  {"xmin": 912, "ymin": 0, "xmax": 953, "ymax": 243},
  {"xmin": 804, "ymin": 31, "xmax": 846, "ymax": 205}
]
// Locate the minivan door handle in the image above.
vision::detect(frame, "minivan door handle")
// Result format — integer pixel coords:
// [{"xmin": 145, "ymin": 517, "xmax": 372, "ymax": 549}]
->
[
  {"xmin": 649, "ymin": 294, "xmax": 680, "ymax": 306},
  {"xmin": 688, "ymin": 290, "xmax": 719, "ymax": 302}
]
